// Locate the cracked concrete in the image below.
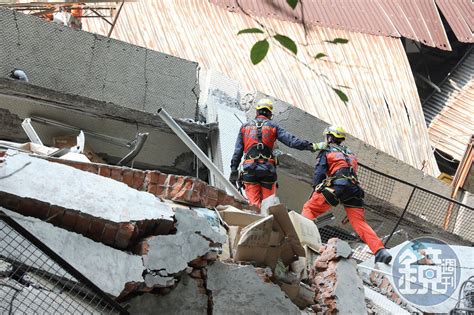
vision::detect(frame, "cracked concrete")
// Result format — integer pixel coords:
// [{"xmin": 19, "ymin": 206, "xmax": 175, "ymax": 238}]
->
[
  {"xmin": 176, "ymin": 208, "xmax": 227, "ymax": 244},
  {"xmin": 143, "ymin": 232, "xmax": 210, "ymax": 274},
  {"xmin": 142, "ymin": 207, "xmax": 226, "ymax": 274},
  {"xmin": 1, "ymin": 208, "xmax": 144, "ymax": 297},
  {"xmin": 0, "ymin": 8, "xmax": 199, "ymax": 119},
  {"xmin": 126, "ymin": 275, "xmax": 208, "ymax": 314},
  {"xmin": 207, "ymin": 262, "xmax": 300, "ymax": 314},
  {"xmin": 0, "ymin": 152, "xmax": 174, "ymax": 223}
]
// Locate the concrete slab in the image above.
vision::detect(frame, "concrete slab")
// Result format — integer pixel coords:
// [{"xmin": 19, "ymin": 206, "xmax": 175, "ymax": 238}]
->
[
  {"xmin": 0, "ymin": 9, "xmax": 199, "ymax": 119},
  {"xmin": 0, "ymin": 152, "xmax": 175, "ymax": 247},
  {"xmin": 126, "ymin": 275, "xmax": 208, "ymax": 315},
  {"xmin": 143, "ymin": 232, "xmax": 210, "ymax": 274},
  {"xmin": 333, "ymin": 259, "xmax": 367, "ymax": 314},
  {"xmin": 176, "ymin": 208, "xmax": 227, "ymax": 244},
  {"xmin": 143, "ymin": 207, "xmax": 225, "ymax": 274},
  {"xmin": 0, "ymin": 152, "xmax": 173, "ymax": 223},
  {"xmin": 206, "ymin": 262, "xmax": 300, "ymax": 314},
  {"xmin": 1, "ymin": 208, "xmax": 144, "ymax": 297}
]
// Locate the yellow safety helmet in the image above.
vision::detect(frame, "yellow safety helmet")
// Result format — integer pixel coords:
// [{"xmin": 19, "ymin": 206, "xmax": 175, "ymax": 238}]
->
[
  {"xmin": 255, "ymin": 99, "xmax": 273, "ymax": 112},
  {"xmin": 324, "ymin": 125, "xmax": 346, "ymax": 139}
]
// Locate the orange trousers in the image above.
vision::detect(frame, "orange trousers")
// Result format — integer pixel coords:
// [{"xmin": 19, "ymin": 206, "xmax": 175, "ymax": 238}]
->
[
  {"xmin": 302, "ymin": 191, "xmax": 384, "ymax": 254},
  {"xmin": 244, "ymin": 182, "xmax": 276, "ymax": 209}
]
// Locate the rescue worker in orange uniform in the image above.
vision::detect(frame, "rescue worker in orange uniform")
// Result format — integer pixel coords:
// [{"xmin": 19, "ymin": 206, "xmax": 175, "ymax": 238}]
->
[
  {"xmin": 229, "ymin": 99, "xmax": 318, "ymax": 209},
  {"xmin": 301, "ymin": 126, "xmax": 392, "ymax": 264}
]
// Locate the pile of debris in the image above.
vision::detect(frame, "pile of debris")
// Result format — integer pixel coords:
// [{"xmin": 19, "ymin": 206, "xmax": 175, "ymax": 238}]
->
[{"xmin": 0, "ymin": 150, "xmax": 374, "ymax": 313}]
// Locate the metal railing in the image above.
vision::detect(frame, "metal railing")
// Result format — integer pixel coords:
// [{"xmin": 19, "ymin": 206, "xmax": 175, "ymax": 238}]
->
[
  {"xmin": 317, "ymin": 163, "xmax": 474, "ymax": 249},
  {"xmin": 0, "ymin": 211, "xmax": 127, "ymax": 314}
]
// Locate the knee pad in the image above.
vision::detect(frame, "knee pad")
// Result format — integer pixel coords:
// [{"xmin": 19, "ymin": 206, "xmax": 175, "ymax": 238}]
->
[{"xmin": 321, "ymin": 188, "xmax": 340, "ymax": 206}]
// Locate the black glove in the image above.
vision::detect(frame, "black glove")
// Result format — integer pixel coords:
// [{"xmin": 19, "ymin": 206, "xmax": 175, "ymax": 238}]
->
[{"xmin": 229, "ymin": 170, "xmax": 239, "ymax": 187}]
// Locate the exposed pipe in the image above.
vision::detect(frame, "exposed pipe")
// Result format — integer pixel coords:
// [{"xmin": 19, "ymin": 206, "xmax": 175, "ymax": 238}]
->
[{"xmin": 156, "ymin": 108, "xmax": 245, "ymax": 201}]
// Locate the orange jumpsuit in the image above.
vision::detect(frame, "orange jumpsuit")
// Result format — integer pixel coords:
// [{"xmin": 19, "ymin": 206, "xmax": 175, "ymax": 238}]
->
[
  {"xmin": 301, "ymin": 146, "xmax": 385, "ymax": 254},
  {"xmin": 230, "ymin": 116, "xmax": 313, "ymax": 208}
]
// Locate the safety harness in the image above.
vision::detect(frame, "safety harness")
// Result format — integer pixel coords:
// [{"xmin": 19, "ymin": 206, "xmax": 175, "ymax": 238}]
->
[
  {"xmin": 315, "ymin": 145, "xmax": 359, "ymax": 198},
  {"xmin": 325, "ymin": 145, "xmax": 359, "ymax": 185},
  {"xmin": 244, "ymin": 120, "xmax": 274, "ymax": 162}
]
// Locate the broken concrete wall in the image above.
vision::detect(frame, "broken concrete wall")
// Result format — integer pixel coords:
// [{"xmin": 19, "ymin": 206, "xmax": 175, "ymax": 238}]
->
[
  {"xmin": 309, "ymin": 238, "xmax": 367, "ymax": 314},
  {"xmin": 206, "ymin": 262, "xmax": 300, "ymax": 314},
  {"xmin": 126, "ymin": 275, "xmax": 208, "ymax": 315},
  {"xmin": 1, "ymin": 208, "xmax": 143, "ymax": 297},
  {"xmin": 0, "ymin": 8, "xmax": 198, "ymax": 119},
  {"xmin": 0, "ymin": 152, "xmax": 175, "ymax": 248},
  {"xmin": 199, "ymin": 69, "xmax": 245, "ymax": 189},
  {"xmin": 47, "ymin": 157, "xmax": 246, "ymax": 209}
]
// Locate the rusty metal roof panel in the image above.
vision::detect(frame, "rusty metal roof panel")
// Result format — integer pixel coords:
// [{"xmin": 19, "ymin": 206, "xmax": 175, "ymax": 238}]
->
[
  {"xmin": 212, "ymin": 0, "xmax": 453, "ymax": 50},
  {"xmin": 436, "ymin": 0, "xmax": 474, "ymax": 43},
  {"xmin": 424, "ymin": 49, "xmax": 474, "ymax": 160},
  {"xmin": 83, "ymin": 0, "xmax": 440, "ymax": 176}
]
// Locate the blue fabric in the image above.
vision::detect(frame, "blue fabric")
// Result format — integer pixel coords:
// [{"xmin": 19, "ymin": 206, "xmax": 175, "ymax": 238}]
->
[{"xmin": 312, "ymin": 151, "xmax": 328, "ymax": 187}]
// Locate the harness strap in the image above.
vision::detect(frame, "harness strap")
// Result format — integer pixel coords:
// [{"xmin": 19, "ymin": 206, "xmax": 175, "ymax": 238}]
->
[{"xmin": 244, "ymin": 120, "xmax": 274, "ymax": 161}]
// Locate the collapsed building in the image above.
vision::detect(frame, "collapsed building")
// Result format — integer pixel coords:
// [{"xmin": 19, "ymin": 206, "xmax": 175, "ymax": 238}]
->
[{"xmin": 0, "ymin": 1, "xmax": 473, "ymax": 314}]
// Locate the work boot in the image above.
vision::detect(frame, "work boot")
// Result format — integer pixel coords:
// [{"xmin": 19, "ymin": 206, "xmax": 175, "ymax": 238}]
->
[{"xmin": 374, "ymin": 248, "xmax": 392, "ymax": 264}]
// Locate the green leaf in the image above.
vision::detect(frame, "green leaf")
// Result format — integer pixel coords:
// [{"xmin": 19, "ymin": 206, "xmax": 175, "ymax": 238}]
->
[
  {"xmin": 274, "ymin": 34, "xmax": 297, "ymax": 55},
  {"xmin": 237, "ymin": 28, "xmax": 264, "ymax": 35},
  {"xmin": 333, "ymin": 88, "xmax": 349, "ymax": 103},
  {"xmin": 286, "ymin": 0, "xmax": 298, "ymax": 9},
  {"xmin": 314, "ymin": 53, "xmax": 327, "ymax": 59},
  {"xmin": 325, "ymin": 38, "xmax": 349, "ymax": 44},
  {"xmin": 250, "ymin": 40, "xmax": 270, "ymax": 65}
]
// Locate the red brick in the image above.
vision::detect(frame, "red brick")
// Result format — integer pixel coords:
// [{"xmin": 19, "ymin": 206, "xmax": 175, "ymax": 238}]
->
[
  {"xmin": 115, "ymin": 223, "xmax": 135, "ymax": 248},
  {"xmin": 82, "ymin": 164, "xmax": 99, "ymax": 175},
  {"xmin": 169, "ymin": 176, "xmax": 186, "ymax": 199},
  {"xmin": 122, "ymin": 170, "xmax": 134, "ymax": 188},
  {"xmin": 132, "ymin": 171, "xmax": 146, "ymax": 190},
  {"xmin": 147, "ymin": 183, "xmax": 158, "ymax": 195},
  {"xmin": 19, "ymin": 197, "xmax": 39, "ymax": 218},
  {"xmin": 155, "ymin": 185, "xmax": 165, "ymax": 196},
  {"xmin": 0, "ymin": 192, "xmax": 20, "ymax": 212},
  {"xmin": 61, "ymin": 211, "xmax": 78, "ymax": 230},
  {"xmin": 88, "ymin": 220, "xmax": 105, "ymax": 242},
  {"xmin": 75, "ymin": 214, "xmax": 92, "ymax": 235},
  {"xmin": 152, "ymin": 220, "xmax": 174, "ymax": 235},
  {"xmin": 102, "ymin": 222, "xmax": 119, "ymax": 246},
  {"xmin": 207, "ymin": 186, "xmax": 219, "ymax": 200},
  {"xmin": 46, "ymin": 205, "xmax": 65, "ymax": 226},
  {"xmin": 146, "ymin": 171, "xmax": 162, "ymax": 185},
  {"xmin": 132, "ymin": 239, "xmax": 150, "ymax": 255},
  {"xmin": 189, "ymin": 257, "xmax": 207, "ymax": 268},
  {"xmin": 190, "ymin": 269, "xmax": 202, "ymax": 279},
  {"xmin": 217, "ymin": 189, "xmax": 227, "ymax": 205},
  {"xmin": 110, "ymin": 168, "xmax": 123, "ymax": 182},
  {"xmin": 98, "ymin": 166, "xmax": 111, "ymax": 178}
]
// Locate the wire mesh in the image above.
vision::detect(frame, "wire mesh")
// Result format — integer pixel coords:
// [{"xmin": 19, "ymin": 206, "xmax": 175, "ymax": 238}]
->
[
  {"xmin": 313, "ymin": 163, "xmax": 473, "ymax": 251},
  {"xmin": 0, "ymin": 213, "xmax": 125, "ymax": 314}
]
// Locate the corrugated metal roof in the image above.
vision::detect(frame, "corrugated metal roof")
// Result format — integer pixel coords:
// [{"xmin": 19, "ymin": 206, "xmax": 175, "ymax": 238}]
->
[
  {"xmin": 211, "ymin": 0, "xmax": 452, "ymax": 50},
  {"xmin": 436, "ymin": 0, "xmax": 474, "ymax": 43},
  {"xmin": 82, "ymin": 0, "xmax": 440, "ymax": 176},
  {"xmin": 424, "ymin": 49, "xmax": 474, "ymax": 160}
]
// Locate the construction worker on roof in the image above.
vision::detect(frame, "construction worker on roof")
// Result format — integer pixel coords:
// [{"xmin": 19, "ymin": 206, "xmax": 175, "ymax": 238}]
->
[
  {"xmin": 301, "ymin": 125, "xmax": 392, "ymax": 264},
  {"xmin": 229, "ymin": 99, "xmax": 320, "ymax": 209}
]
